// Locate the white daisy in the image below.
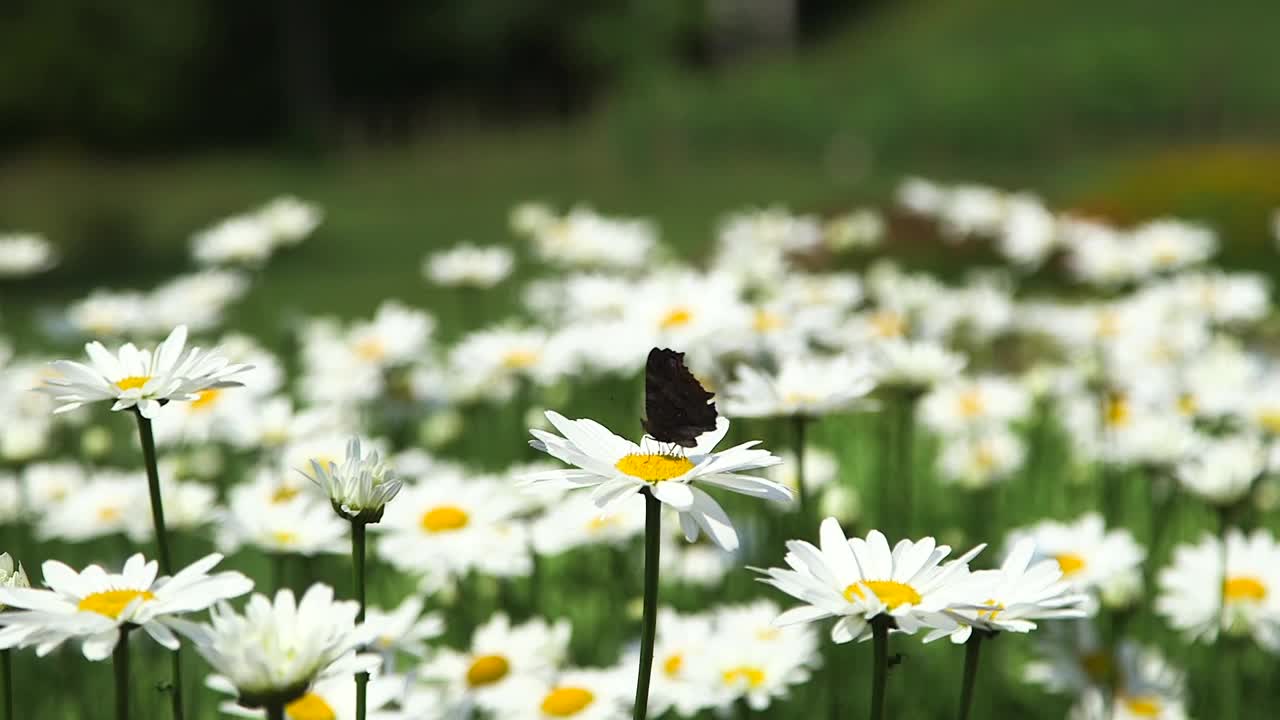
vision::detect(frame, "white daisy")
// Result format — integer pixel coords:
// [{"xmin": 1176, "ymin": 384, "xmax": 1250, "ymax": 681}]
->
[
  {"xmin": 0, "ymin": 553, "xmax": 251, "ymax": 660},
  {"xmin": 0, "ymin": 233, "xmax": 56, "ymax": 277},
  {"xmin": 935, "ymin": 426, "xmax": 1027, "ymax": 489},
  {"xmin": 693, "ymin": 601, "xmax": 819, "ymax": 713},
  {"xmin": 192, "ymin": 216, "xmax": 276, "ymax": 266},
  {"xmin": 255, "ymin": 195, "xmax": 322, "ymax": 245},
  {"xmin": 756, "ymin": 517, "xmax": 983, "ymax": 642},
  {"xmin": 871, "ymin": 338, "xmax": 966, "ymax": 390},
  {"xmin": 302, "ymin": 437, "xmax": 402, "ymax": 522},
  {"xmin": 184, "ymin": 584, "xmax": 378, "ymax": 709},
  {"xmin": 217, "ymin": 478, "xmax": 347, "ymax": 557},
  {"xmin": 487, "ymin": 667, "xmax": 629, "ymax": 720},
  {"xmin": 926, "ymin": 539, "xmax": 1090, "ymax": 643},
  {"xmin": 424, "ymin": 243, "xmax": 515, "ymax": 288},
  {"xmin": 721, "ymin": 354, "xmax": 876, "ymax": 418},
  {"xmin": 1156, "ymin": 528, "xmax": 1280, "ymax": 650},
  {"xmin": 211, "ymin": 673, "xmax": 404, "ymax": 720},
  {"xmin": 363, "ymin": 595, "xmax": 444, "ymax": 660},
  {"xmin": 919, "ymin": 375, "xmax": 1032, "ymax": 434},
  {"xmin": 41, "ymin": 325, "xmax": 252, "ymax": 418},
  {"xmin": 621, "ymin": 609, "xmax": 715, "ymax": 717},
  {"xmin": 1006, "ymin": 513, "xmax": 1145, "ymax": 604},
  {"xmin": 1065, "ymin": 643, "xmax": 1188, "ymax": 720},
  {"xmin": 524, "ymin": 412, "xmax": 788, "ymax": 551},
  {"xmin": 1176, "ymin": 434, "xmax": 1267, "ymax": 506},
  {"xmin": 530, "ymin": 492, "xmax": 646, "ymax": 557},
  {"xmin": 0, "ymin": 554, "xmax": 30, "ymax": 601},
  {"xmin": 37, "ymin": 471, "xmax": 144, "ymax": 542}
]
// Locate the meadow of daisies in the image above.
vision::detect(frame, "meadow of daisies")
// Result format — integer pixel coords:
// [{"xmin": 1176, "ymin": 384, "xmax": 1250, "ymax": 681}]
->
[{"xmin": 2, "ymin": 183, "xmax": 1280, "ymax": 720}]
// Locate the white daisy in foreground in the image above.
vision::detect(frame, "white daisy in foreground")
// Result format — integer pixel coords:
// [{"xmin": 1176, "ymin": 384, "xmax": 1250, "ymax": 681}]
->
[
  {"xmin": 721, "ymin": 354, "xmax": 876, "ymax": 418},
  {"xmin": 41, "ymin": 325, "xmax": 252, "ymax": 418},
  {"xmin": 302, "ymin": 437, "xmax": 402, "ymax": 523},
  {"xmin": 524, "ymin": 412, "xmax": 788, "ymax": 551},
  {"xmin": 0, "ymin": 553, "xmax": 251, "ymax": 660},
  {"xmin": 1006, "ymin": 513, "xmax": 1145, "ymax": 605},
  {"xmin": 926, "ymin": 539, "xmax": 1090, "ymax": 643},
  {"xmin": 1156, "ymin": 529, "xmax": 1280, "ymax": 650},
  {"xmin": 756, "ymin": 517, "xmax": 983, "ymax": 642},
  {"xmin": 185, "ymin": 584, "xmax": 378, "ymax": 709}
]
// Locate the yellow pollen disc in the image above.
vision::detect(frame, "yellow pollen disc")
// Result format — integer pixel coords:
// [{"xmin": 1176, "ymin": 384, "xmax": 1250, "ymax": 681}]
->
[
  {"xmin": 783, "ymin": 391, "xmax": 820, "ymax": 407},
  {"xmin": 869, "ymin": 311, "xmax": 906, "ymax": 338},
  {"xmin": 354, "ymin": 337, "xmax": 386, "ymax": 361},
  {"xmin": 977, "ymin": 599, "xmax": 1005, "ymax": 621},
  {"xmin": 502, "ymin": 349, "xmax": 540, "ymax": 370},
  {"xmin": 1097, "ymin": 311, "xmax": 1120, "ymax": 338},
  {"xmin": 77, "ymin": 589, "xmax": 156, "ymax": 619},
  {"xmin": 466, "ymin": 654, "xmax": 510, "ymax": 687},
  {"xmin": 114, "ymin": 375, "xmax": 151, "ymax": 392},
  {"xmin": 973, "ymin": 445, "xmax": 997, "ymax": 471},
  {"xmin": 615, "ymin": 454, "xmax": 694, "ymax": 482},
  {"xmin": 756, "ymin": 627, "xmax": 780, "ymax": 641},
  {"xmin": 663, "ymin": 653, "xmax": 684, "ymax": 677},
  {"xmin": 1176, "ymin": 394, "xmax": 1196, "ymax": 417},
  {"xmin": 721, "ymin": 666, "xmax": 766, "ymax": 688},
  {"xmin": 421, "ymin": 505, "xmax": 470, "ymax": 533},
  {"xmin": 1055, "ymin": 553, "xmax": 1086, "ymax": 576},
  {"xmin": 1123, "ymin": 696, "xmax": 1162, "ymax": 717},
  {"xmin": 271, "ymin": 485, "xmax": 300, "ymax": 504},
  {"xmin": 1223, "ymin": 576, "xmax": 1267, "ymax": 603},
  {"xmin": 1258, "ymin": 410, "xmax": 1280, "ymax": 435},
  {"xmin": 957, "ymin": 390, "xmax": 985, "ymax": 418},
  {"xmin": 190, "ymin": 388, "xmax": 222, "ymax": 410},
  {"xmin": 753, "ymin": 309, "xmax": 785, "ymax": 332},
  {"xmin": 587, "ymin": 514, "xmax": 622, "ymax": 532},
  {"xmin": 1104, "ymin": 393, "xmax": 1130, "ymax": 428},
  {"xmin": 540, "ymin": 687, "xmax": 595, "ymax": 716},
  {"xmin": 1080, "ymin": 652, "xmax": 1111, "ymax": 684},
  {"xmin": 272, "ymin": 531, "xmax": 299, "ymax": 546},
  {"xmin": 659, "ymin": 307, "xmax": 693, "ymax": 330},
  {"xmin": 97, "ymin": 506, "xmax": 121, "ymax": 522},
  {"xmin": 843, "ymin": 580, "xmax": 923, "ymax": 609},
  {"xmin": 285, "ymin": 692, "xmax": 337, "ymax": 720}
]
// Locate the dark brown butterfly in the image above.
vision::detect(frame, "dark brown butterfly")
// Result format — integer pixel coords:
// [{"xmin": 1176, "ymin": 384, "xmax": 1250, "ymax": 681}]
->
[{"xmin": 642, "ymin": 347, "xmax": 718, "ymax": 447}]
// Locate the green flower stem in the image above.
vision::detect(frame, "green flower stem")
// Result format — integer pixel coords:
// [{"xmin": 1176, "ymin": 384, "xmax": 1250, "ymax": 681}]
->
[
  {"xmin": 870, "ymin": 616, "xmax": 892, "ymax": 720},
  {"xmin": 132, "ymin": 410, "xmax": 185, "ymax": 720},
  {"xmin": 632, "ymin": 488, "xmax": 662, "ymax": 720},
  {"xmin": 2, "ymin": 648, "xmax": 12, "ymax": 720},
  {"xmin": 113, "ymin": 631, "xmax": 130, "ymax": 720},
  {"xmin": 352, "ymin": 520, "xmax": 369, "ymax": 720},
  {"xmin": 266, "ymin": 702, "xmax": 285, "ymax": 720},
  {"xmin": 791, "ymin": 415, "xmax": 811, "ymax": 536},
  {"xmin": 956, "ymin": 631, "xmax": 986, "ymax": 720},
  {"xmin": 1216, "ymin": 505, "xmax": 1241, "ymax": 720}
]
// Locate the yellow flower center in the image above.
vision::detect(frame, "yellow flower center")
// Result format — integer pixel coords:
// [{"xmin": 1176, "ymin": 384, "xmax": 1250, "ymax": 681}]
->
[
  {"xmin": 97, "ymin": 506, "xmax": 121, "ymax": 522},
  {"xmin": 663, "ymin": 653, "xmax": 684, "ymax": 677},
  {"xmin": 615, "ymin": 454, "xmax": 694, "ymax": 482},
  {"xmin": 721, "ymin": 665, "xmax": 766, "ymax": 688},
  {"xmin": 114, "ymin": 375, "xmax": 151, "ymax": 392},
  {"xmin": 354, "ymin": 337, "xmax": 386, "ymax": 361},
  {"xmin": 1080, "ymin": 651, "xmax": 1111, "ymax": 684},
  {"xmin": 540, "ymin": 687, "xmax": 595, "ymax": 716},
  {"xmin": 973, "ymin": 445, "xmax": 997, "ymax": 471},
  {"xmin": 977, "ymin": 599, "xmax": 1005, "ymax": 621},
  {"xmin": 1258, "ymin": 410, "xmax": 1280, "ymax": 435},
  {"xmin": 957, "ymin": 389, "xmax": 985, "ymax": 418},
  {"xmin": 502, "ymin": 350, "xmax": 540, "ymax": 370},
  {"xmin": 271, "ymin": 485, "xmax": 301, "ymax": 504},
  {"xmin": 869, "ymin": 311, "xmax": 906, "ymax": 339},
  {"xmin": 587, "ymin": 514, "xmax": 622, "ymax": 532},
  {"xmin": 286, "ymin": 692, "xmax": 337, "ymax": 720},
  {"xmin": 466, "ymin": 654, "xmax": 510, "ymax": 687},
  {"xmin": 753, "ymin": 309, "xmax": 785, "ymax": 332},
  {"xmin": 1223, "ymin": 576, "xmax": 1267, "ymax": 603},
  {"xmin": 272, "ymin": 531, "xmax": 299, "ymax": 546},
  {"xmin": 421, "ymin": 505, "xmax": 470, "ymax": 533},
  {"xmin": 843, "ymin": 580, "xmax": 923, "ymax": 609},
  {"xmin": 1104, "ymin": 393, "xmax": 1130, "ymax": 428},
  {"xmin": 1055, "ymin": 553, "xmax": 1086, "ymax": 576},
  {"xmin": 1123, "ymin": 695, "xmax": 1163, "ymax": 717},
  {"xmin": 77, "ymin": 589, "xmax": 156, "ymax": 619},
  {"xmin": 190, "ymin": 388, "xmax": 222, "ymax": 411},
  {"xmin": 1097, "ymin": 311, "xmax": 1120, "ymax": 338},
  {"xmin": 1176, "ymin": 393, "xmax": 1197, "ymax": 417},
  {"xmin": 659, "ymin": 307, "xmax": 693, "ymax": 330}
]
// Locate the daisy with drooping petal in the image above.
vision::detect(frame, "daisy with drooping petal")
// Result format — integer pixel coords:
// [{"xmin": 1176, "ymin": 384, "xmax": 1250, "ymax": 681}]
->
[
  {"xmin": 40, "ymin": 325, "xmax": 252, "ymax": 418},
  {"xmin": 756, "ymin": 517, "xmax": 984, "ymax": 642},
  {"xmin": 184, "ymin": 584, "xmax": 379, "ymax": 710},
  {"xmin": 524, "ymin": 412, "xmax": 787, "ymax": 552},
  {"xmin": 0, "ymin": 553, "xmax": 251, "ymax": 660},
  {"xmin": 925, "ymin": 539, "xmax": 1090, "ymax": 644},
  {"xmin": 1156, "ymin": 529, "xmax": 1280, "ymax": 650}
]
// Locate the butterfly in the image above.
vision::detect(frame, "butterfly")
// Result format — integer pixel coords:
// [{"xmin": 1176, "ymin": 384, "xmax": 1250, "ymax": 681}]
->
[{"xmin": 642, "ymin": 347, "xmax": 718, "ymax": 448}]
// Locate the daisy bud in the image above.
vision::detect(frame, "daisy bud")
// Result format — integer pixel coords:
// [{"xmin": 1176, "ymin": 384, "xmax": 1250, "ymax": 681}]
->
[{"xmin": 303, "ymin": 437, "xmax": 402, "ymax": 524}]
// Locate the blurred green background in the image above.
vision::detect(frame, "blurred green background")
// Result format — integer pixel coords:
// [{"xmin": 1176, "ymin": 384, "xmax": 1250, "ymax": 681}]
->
[{"xmin": 3, "ymin": 0, "xmax": 1280, "ymax": 330}]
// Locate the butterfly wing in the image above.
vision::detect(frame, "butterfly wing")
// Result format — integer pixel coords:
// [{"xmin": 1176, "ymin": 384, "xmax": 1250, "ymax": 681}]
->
[{"xmin": 643, "ymin": 347, "xmax": 718, "ymax": 447}]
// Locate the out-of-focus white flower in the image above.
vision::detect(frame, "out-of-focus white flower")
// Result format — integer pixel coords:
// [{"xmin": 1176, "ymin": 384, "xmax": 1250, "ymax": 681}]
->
[
  {"xmin": 996, "ymin": 195, "xmax": 1058, "ymax": 268},
  {"xmin": 1065, "ymin": 644, "xmax": 1189, "ymax": 720},
  {"xmin": 528, "ymin": 206, "xmax": 656, "ymax": 269},
  {"xmin": 66, "ymin": 290, "xmax": 148, "ymax": 338},
  {"xmin": 0, "ymin": 553, "xmax": 251, "ymax": 661},
  {"xmin": 192, "ymin": 216, "xmax": 276, "ymax": 266},
  {"xmin": 41, "ymin": 325, "xmax": 252, "ymax": 418},
  {"xmin": 303, "ymin": 437, "xmax": 402, "ymax": 522},
  {"xmin": 1177, "ymin": 434, "xmax": 1267, "ymax": 506},
  {"xmin": 217, "ymin": 473, "xmax": 347, "ymax": 557},
  {"xmin": 485, "ymin": 667, "xmax": 629, "ymax": 720},
  {"xmin": 1157, "ymin": 529, "xmax": 1280, "ymax": 650},
  {"xmin": 509, "ymin": 202, "xmax": 555, "ymax": 236},
  {"xmin": 531, "ymin": 492, "xmax": 646, "ymax": 556},
  {"xmin": 145, "ymin": 270, "xmax": 250, "ymax": 333},
  {"xmin": 185, "ymin": 584, "xmax": 378, "ymax": 709},
  {"xmin": 722, "ymin": 354, "xmax": 876, "ymax": 418},
  {"xmin": 872, "ymin": 339, "xmax": 966, "ymax": 390},
  {"xmin": 896, "ymin": 177, "xmax": 946, "ymax": 215},
  {"xmin": 1006, "ymin": 513, "xmax": 1145, "ymax": 602},
  {"xmin": 363, "ymin": 595, "xmax": 444, "ymax": 659},
  {"xmin": 691, "ymin": 601, "xmax": 820, "ymax": 713},
  {"xmin": 211, "ymin": 673, "xmax": 404, "ymax": 720},
  {"xmin": 765, "ymin": 447, "xmax": 840, "ymax": 504},
  {"xmin": 919, "ymin": 375, "xmax": 1032, "ymax": 434},
  {"xmin": 935, "ymin": 426, "xmax": 1027, "ymax": 489},
  {"xmin": 824, "ymin": 209, "xmax": 884, "ymax": 251},
  {"xmin": 424, "ymin": 243, "xmax": 515, "ymax": 288},
  {"xmin": 38, "ymin": 471, "xmax": 144, "ymax": 542},
  {"xmin": 1130, "ymin": 218, "xmax": 1216, "ymax": 274},
  {"xmin": 0, "ymin": 233, "xmax": 56, "ymax": 277},
  {"xmin": 255, "ymin": 195, "xmax": 322, "ymax": 245}
]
